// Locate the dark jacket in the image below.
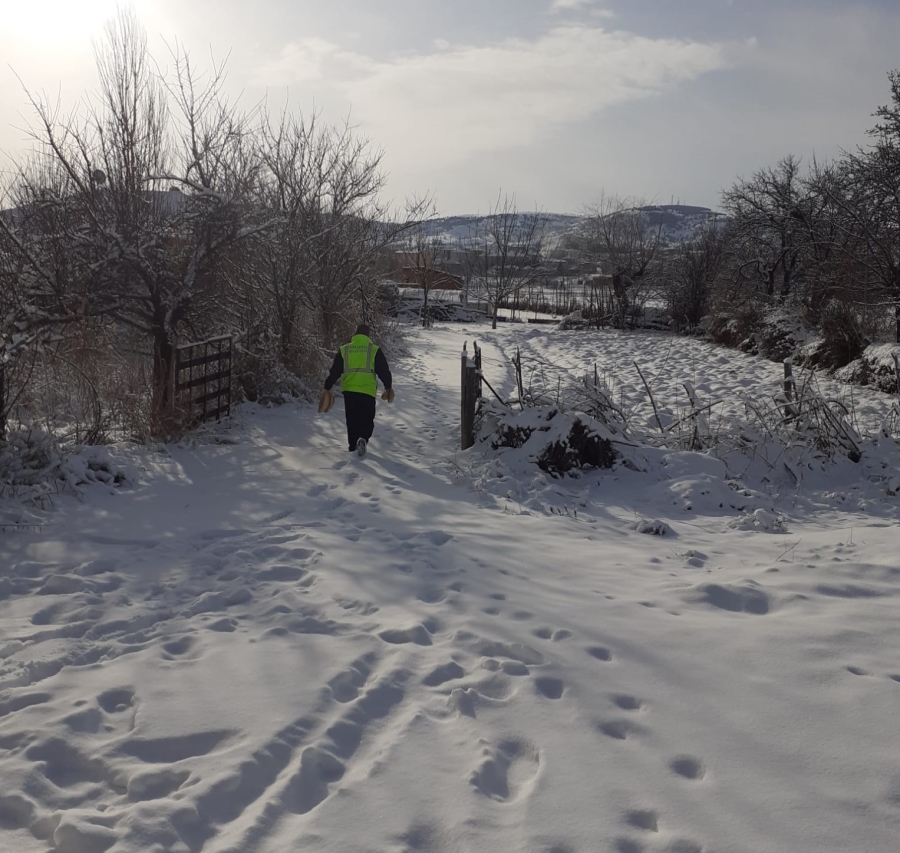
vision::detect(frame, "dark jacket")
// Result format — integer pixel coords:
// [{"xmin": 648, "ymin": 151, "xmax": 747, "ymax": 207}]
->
[{"xmin": 324, "ymin": 346, "xmax": 392, "ymax": 392}]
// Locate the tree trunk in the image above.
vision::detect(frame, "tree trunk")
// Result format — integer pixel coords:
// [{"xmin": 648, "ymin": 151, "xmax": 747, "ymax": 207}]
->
[
  {"xmin": 492, "ymin": 303, "xmax": 498, "ymax": 330},
  {"xmin": 152, "ymin": 329, "xmax": 176, "ymax": 435},
  {"xmin": 280, "ymin": 314, "xmax": 294, "ymax": 365}
]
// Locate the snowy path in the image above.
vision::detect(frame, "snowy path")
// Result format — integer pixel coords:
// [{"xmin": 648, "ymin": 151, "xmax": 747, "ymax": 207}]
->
[{"xmin": 1, "ymin": 325, "xmax": 899, "ymax": 853}]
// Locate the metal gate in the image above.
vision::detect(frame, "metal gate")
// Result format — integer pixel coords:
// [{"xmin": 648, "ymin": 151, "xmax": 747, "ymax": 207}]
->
[{"xmin": 174, "ymin": 335, "xmax": 233, "ymax": 424}]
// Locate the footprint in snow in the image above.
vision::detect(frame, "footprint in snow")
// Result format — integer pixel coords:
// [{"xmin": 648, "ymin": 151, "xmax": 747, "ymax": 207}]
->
[
  {"xmin": 670, "ymin": 755, "xmax": 706, "ymax": 780},
  {"xmin": 416, "ymin": 588, "xmax": 446, "ymax": 604},
  {"xmin": 115, "ymin": 729, "xmax": 235, "ymax": 763},
  {"xmin": 469, "ymin": 737, "xmax": 541, "ymax": 803},
  {"xmin": 624, "ymin": 808, "xmax": 659, "ymax": 833},
  {"xmin": 611, "ymin": 694, "xmax": 644, "ymax": 712},
  {"xmin": 127, "ymin": 767, "xmax": 191, "ymax": 801},
  {"xmin": 534, "ymin": 676, "xmax": 564, "ymax": 700},
  {"xmin": 328, "ymin": 654, "xmax": 376, "ymax": 703},
  {"xmin": 161, "ymin": 634, "xmax": 200, "ymax": 659},
  {"xmin": 533, "ymin": 627, "xmax": 572, "ymax": 641},
  {"xmin": 378, "ymin": 624, "xmax": 433, "ymax": 646},
  {"xmin": 596, "ymin": 719, "xmax": 647, "ymax": 741},
  {"xmin": 422, "ymin": 661, "xmax": 466, "ymax": 687}
]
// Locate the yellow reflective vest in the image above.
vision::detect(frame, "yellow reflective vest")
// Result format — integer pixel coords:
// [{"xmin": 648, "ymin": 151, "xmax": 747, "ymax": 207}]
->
[{"xmin": 340, "ymin": 335, "xmax": 379, "ymax": 397}]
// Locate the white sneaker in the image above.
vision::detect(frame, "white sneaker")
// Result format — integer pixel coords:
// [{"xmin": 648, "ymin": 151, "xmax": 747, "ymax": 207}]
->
[{"xmin": 356, "ymin": 438, "xmax": 367, "ymax": 457}]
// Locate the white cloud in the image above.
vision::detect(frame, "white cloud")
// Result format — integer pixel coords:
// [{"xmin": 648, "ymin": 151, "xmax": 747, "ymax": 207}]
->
[
  {"xmin": 337, "ymin": 25, "xmax": 725, "ymax": 167},
  {"xmin": 250, "ymin": 38, "xmax": 342, "ymax": 88},
  {"xmin": 550, "ymin": 0, "xmax": 598, "ymax": 12},
  {"xmin": 549, "ymin": 0, "xmax": 613, "ymax": 17}
]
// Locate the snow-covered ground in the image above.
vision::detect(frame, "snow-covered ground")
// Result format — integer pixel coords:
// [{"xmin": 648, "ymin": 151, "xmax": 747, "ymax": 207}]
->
[{"xmin": 1, "ymin": 324, "xmax": 899, "ymax": 853}]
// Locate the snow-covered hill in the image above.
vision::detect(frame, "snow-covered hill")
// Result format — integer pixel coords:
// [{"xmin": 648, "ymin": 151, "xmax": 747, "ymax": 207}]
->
[
  {"xmin": 1, "ymin": 324, "xmax": 898, "ymax": 853},
  {"xmin": 413, "ymin": 205, "xmax": 723, "ymax": 248}
]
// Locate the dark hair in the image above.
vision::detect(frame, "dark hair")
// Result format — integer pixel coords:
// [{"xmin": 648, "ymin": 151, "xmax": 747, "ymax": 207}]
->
[{"xmin": 355, "ymin": 324, "xmax": 371, "ymax": 337}]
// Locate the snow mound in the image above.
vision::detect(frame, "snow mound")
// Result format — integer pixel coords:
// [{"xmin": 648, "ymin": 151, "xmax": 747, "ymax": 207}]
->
[
  {"xmin": 632, "ymin": 519, "xmax": 671, "ymax": 536},
  {"xmin": 481, "ymin": 404, "xmax": 619, "ymax": 477},
  {"xmin": 835, "ymin": 343, "xmax": 900, "ymax": 394},
  {"xmin": 660, "ymin": 451, "xmax": 753, "ymax": 515},
  {"xmin": 729, "ymin": 507, "xmax": 788, "ymax": 533}
]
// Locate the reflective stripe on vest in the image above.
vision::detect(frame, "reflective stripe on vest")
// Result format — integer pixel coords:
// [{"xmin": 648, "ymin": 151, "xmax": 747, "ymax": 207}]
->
[{"xmin": 340, "ymin": 335, "xmax": 378, "ymax": 397}]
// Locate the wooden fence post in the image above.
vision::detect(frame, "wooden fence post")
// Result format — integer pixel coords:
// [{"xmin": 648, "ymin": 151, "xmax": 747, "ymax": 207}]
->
[
  {"xmin": 461, "ymin": 342, "xmax": 477, "ymax": 450},
  {"xmin": 515, "ymin": 347, "xmax": 524, "ymax": 409},
  {"xmin": 474, "ymin": 341, "xmax": 483, "ymax": 401},
  {"xmin": 783, "ymin": 358, "xmax": 798, "ymax": 419},
  {"xmin": 461, "ymin": 343, "xmax": 469, "ymax": 450},
  {"xmin": 683, "ymin": 381, "xmax": 704, "ymax": 451}
]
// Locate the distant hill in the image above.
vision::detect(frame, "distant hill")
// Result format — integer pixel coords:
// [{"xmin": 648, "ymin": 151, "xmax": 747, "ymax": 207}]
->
[
  {"xmin": 636, "ymin": 205, "xmax": 725, "ymax": 242},
  {"xmin": 409, "ymin": 206, "xmax": 725, "ymax": 248}
]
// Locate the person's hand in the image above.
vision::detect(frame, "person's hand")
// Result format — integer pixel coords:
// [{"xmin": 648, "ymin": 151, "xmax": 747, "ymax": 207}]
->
[
  {"xmin": 381, "ymin": 388, "xmax": 395, "ymax": 403},
  {"xmin": 318, "ymin": 389, "xmax": 335, "ymax": 413}
]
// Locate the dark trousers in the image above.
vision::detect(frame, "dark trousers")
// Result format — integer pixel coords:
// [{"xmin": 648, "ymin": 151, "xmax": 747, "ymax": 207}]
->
[{"xmin": 343, "ymin": 391, "xmax": 377, "ymax": 451}]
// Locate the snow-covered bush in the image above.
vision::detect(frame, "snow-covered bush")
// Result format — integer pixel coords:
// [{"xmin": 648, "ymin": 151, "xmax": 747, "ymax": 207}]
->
[
  {"xmin": 712, "ymin": 306, "xmax": 810, "ymax": 362},
  {"xmin": 804, "ymin": 300, "xmax": 869, "ymax": 370},
  {"xmin": 754, "ymin": 309, "xmax": 810, "ymax": 362},
  {"xmin": 706, "ymin": 303, "xmax": 763, "ymax": 351},
  {"xmin": 834, "ymin": 344, "xmax": 900, "ymax": 394},
  {"xmin": 557, "ymin": 310, "xmax": 587, "ymax": 331},
  {"xmin": 480, "ymin": 402, "xmax": 618, "ymax": 477},
  {"xmin": 632, "ymin": 518, "xmax": 671, "ymax": 535},
  {"xmin": 0, "ymin": 427, "xmax": 131, "ymax": 500},
  {"xmin": 728, "ymin": 508, "xmax": 788, "ymax": 533}
]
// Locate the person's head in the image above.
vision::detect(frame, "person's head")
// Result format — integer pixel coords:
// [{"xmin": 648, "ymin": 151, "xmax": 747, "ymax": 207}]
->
[{"xmin": 354, "ymin": 323, "xmax": 371, "ymax": 337}]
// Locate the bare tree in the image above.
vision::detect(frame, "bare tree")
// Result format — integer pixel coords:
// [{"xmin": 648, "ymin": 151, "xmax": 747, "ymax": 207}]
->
[
  {"xmin": 398, "ymin": 220, "xmax": 452, "ymax": 327},
  {"xmin": 582, "ymin": 194, "xmax": 662, "ymax": 328},
  {"xmin": 665, "ymin": 222, "xmax": 724, "ymax": 332},
  {"xmin": 721, "ymin": 156, "xmax": 817, "ymax": 303},
  {"xmin": 0, "ymin": 120, "xmax": 110, "ymax": 440},
  {"xmin": 6, "ymin": 9, "xmax": 272, "ymax": 432},
  {"xmin": 467, "ymin": 194, "xmax": 545, "ymax": 329},
  {"xmin": 818, "ymin": 73, "xmax": 900, "ymax": 341}
]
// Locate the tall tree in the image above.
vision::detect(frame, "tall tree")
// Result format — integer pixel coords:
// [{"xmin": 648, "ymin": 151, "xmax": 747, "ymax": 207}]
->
[
  {"xmin": 823, "ymin": 71, "xmax": 900, "ymax": 341},
  {"xmin": 467, "ymin": 194, "xmax": 545, "ymax": 330},
  {"xmin": 721, "ymin": 156, "xmax": 814, "ymax": 303},
  {"xmin": 9, "ymin": 9, "xmax": 270, "ymax": 430},
  {"xmin": 581, "ymin": 194, "xmax": 663, "ymax": 329}
]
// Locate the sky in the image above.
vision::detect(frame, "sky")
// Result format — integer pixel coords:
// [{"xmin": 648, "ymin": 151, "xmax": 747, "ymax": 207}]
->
[{"xmin": 1, "ymin": 0, "xmax": 898, "ymax": 215}]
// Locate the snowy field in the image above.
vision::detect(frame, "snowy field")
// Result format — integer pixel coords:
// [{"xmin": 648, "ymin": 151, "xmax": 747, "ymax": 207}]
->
[{"xmin": 1, "ymin": 323, "xmax": 899, "ymax": 853}]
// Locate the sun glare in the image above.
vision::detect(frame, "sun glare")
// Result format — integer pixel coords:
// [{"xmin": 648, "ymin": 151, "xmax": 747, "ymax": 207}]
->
[{"xmin": 4, "ymin": 1, "xmax": 125, "ymax": 47}]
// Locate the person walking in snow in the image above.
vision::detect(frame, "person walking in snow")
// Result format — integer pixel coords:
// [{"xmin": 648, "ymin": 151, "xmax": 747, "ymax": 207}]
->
[{"xmin": 319, "ymin": 324, "xmax": 394, "ymax": 456}]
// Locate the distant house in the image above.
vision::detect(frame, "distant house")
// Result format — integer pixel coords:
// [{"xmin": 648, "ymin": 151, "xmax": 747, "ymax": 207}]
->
[
  {"xmin": 396, "ymin": 267, "xmax": 463, "ymax": 291},
  {"xmin": 388, "ymin": 250, "xmax": 463, "ymax": 290}
]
